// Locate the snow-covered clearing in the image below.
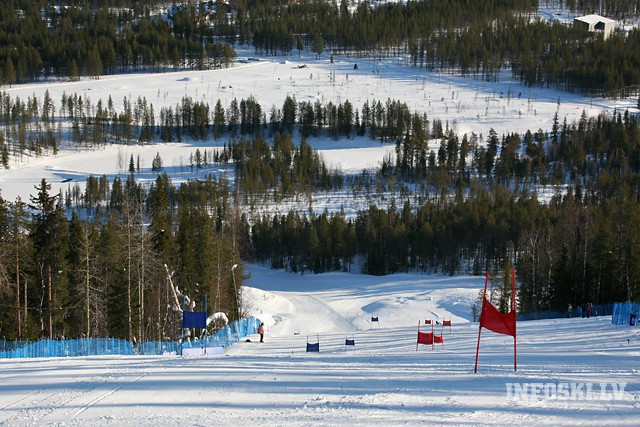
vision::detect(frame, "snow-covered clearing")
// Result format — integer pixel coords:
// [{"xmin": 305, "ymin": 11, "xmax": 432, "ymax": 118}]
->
[
  {"xmin": 1, "ymin": 48, "xmax": 635, "ymax": 203},
  {"xmin": 1, "ymin": 265, "xmax": 638, "ymax": 425}
]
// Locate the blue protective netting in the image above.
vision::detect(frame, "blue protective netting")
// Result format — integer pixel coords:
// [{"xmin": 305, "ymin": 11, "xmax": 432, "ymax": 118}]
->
[
  {"xmin": 611, "ymin": 303, "xmax": 640, "ymax": 325},
  {"xmin": 0, "ymin": 317, "xmax": 261, "ymax": 359}
]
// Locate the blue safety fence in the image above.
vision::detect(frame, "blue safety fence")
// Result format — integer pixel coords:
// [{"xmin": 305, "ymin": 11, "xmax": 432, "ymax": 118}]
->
[
  {"xmin": 0, "ymin": 317, "xmax": 261, "ymax": 359},
  {"xmin": 611, "ymin": 302, "xmax": 640, "ymax": 325},
  {"xmin": 517, "ymin": 303, "xmax": 614, "ymax": 321},
  {"xmin": 0, "ymin": 337, "xmax": 134, "ymax": 359}
]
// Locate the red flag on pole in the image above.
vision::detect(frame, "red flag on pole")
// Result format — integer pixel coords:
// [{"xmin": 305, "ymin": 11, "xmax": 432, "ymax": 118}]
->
[
  {"xmin": 474, "ymin": 270, "xmax": 517, "ymax": 373},
  {"xmin": 480, "ymin": 299, "xmax": 516, "ymax": 337},
  {"xmin": 417, "ymin": 319, "xmax": 434, "ymax": 349}
]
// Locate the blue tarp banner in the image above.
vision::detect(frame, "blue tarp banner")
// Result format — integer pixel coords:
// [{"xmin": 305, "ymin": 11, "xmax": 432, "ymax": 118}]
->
[{"xmin": 183, "ymin": 311, "xmax": 207, "ymax": 328}]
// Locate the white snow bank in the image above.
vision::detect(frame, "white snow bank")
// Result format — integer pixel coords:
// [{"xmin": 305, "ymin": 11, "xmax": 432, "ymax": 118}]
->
[{"xmin": 242, "ymin": 264, "xmax": 480, "ymax": 336}]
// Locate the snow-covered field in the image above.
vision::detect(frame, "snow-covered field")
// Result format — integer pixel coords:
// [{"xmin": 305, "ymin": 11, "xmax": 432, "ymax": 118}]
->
[
  {"xmin": 1, "ymin": 48, "xmax": 635, "ymax": 203},
  {"xmin": 1, "ymin": 265, "xmax": 638, "ymax": 426}
]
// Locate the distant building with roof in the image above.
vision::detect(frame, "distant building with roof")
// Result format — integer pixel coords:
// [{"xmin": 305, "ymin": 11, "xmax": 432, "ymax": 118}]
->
[{"xmin": 574, "ymin": 14, "xmax": 616, "ymax": 39}]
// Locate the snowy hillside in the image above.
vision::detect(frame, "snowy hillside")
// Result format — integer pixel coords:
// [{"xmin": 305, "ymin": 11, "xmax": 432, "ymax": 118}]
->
[
  {"xmin": 1, "ymin": 49, "xmax": 635, "ymax": 203},
  {"xmin": 1, "ymin": 267, "xmax": 638, "ymax": 425}
]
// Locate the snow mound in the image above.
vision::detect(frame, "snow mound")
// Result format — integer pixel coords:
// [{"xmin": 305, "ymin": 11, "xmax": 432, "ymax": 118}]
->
[{"xmin": 243, "ymin": 264, "xmax": 479, "ymax": 336}]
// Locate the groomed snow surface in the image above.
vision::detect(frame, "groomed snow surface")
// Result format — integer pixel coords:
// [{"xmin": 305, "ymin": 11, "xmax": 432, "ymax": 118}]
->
[{"xmin": 1, "ymin": 265, "xmax": 638, "ymax": 426}]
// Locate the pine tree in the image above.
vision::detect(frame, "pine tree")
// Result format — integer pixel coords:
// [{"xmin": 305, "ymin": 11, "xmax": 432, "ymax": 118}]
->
[
  {"xmin": 9, "ymin": 198, "xmax": 30, "ymax": 339},
  {"xmin": 0, "ymin": 194, "xmax": 10, "ymax": 330},
  {"xmin": 1, "ymin": 135, "xmax": 9, "ymax": 169},
  {"xmin": 152, "ymin": 152, "xmax": 163, "ymax": 171},
  {"xmin": 129, "ymin": 155, "xmax": 136, "ymax": 174},
  {"xmin": 97, "ymin": 215, "xmax": 127, "ymax": 338},
  {"xmin": 29, "ymin": 180, "xmax": 68, "ymax": 339},
  {"xmin": 313, "ymin": 33, "xmax": 324, "ymax": 59},
  {"xmin": 282, "ymin": 96, "xmax": 296, "ymax": 131},
  {"xmin": 87, "ymin": 48, "xmax": 103, "ymax": 78},
  {"xmin": 485, "ymin": 128, "xmax": 499, "ymax": 177},
  {"xmin": 4, "ymin": 57, "xmax": 16, "ymax": 85},
  {"xmin": 68, "ymin": 59, "xmax": 79, "ymax": 81},
  {"xmin": 213, "ymin": 99, "xmax": 225, "ymax": 139},
  {"xmin": 149, "ymin": 173, "xmax": 174, "ymax": 260},
  {"xmin": 296, "ymin": 34, "xmax": 303, "ymax": 57},
  {"xmin": 67, "ymin": 213, "xmax": 98, "ymax": 337}
]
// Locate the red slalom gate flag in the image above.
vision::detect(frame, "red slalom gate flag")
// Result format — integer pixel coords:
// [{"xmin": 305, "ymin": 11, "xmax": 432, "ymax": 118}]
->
[
  {"xmin": 417, "ymin": 320, "xmax": 434, "ymax": 350},
  {"xmin": 417, "ymin": 331, "xmax": 434, "ymax": 345},
  {"xmin": 474, "ymin": 270, "xmax": 517, "ymax": 373},
  {"xmin": 480, "ymin": 298, "xmax": 516, "ymax": 337}
]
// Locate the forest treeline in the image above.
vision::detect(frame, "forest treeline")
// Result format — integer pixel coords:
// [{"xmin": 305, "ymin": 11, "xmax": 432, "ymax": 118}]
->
[
  {"xmin": 0, "ymin": 90, "xmax": 440, "ymax": 165},
  {"xmin": 0, "ymin": 171, "xmax": 245, "ymax": 343},
  {"xmin": 3, "ymin": 1, "xmax": 640, "ymax": 95},
  {"xmin": 0, "ymin": 0, "xmax": 236, "ymax": 83}
]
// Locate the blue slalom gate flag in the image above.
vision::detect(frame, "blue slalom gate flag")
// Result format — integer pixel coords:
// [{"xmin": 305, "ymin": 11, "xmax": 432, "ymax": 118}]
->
[{"xmin": 183, "ymin": 311, "xmax": 207, "ymax": 329}]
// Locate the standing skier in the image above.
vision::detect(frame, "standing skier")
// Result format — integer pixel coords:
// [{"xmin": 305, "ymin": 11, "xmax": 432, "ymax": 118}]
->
[{"xmin": 258, "ymin": 323, "xmax": 265, "ymax": 343}]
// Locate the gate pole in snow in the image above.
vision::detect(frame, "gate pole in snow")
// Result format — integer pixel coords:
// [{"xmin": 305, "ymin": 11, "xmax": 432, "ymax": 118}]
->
[
  {"xmin": 204, "ymin": 295, "xmax": 208, "ymax": 355},
  {"xmin": 431, "ymin": 323, "xmax": 435, "ymax": 351},
  {"xmin": 180, "ymin": 295, "xmax": 185, "ymax": 356},
  {"xmin": 474, "ymin": 272, "xmax": 489, "ymax": 374},
  {"xmin": 512, "ymin": 269, "xmax": 517, "ymax": 372}
]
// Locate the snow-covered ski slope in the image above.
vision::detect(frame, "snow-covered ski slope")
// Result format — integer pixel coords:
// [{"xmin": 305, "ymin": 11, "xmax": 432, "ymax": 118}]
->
[{"xmin": 1, "ymin": 265, "xmax": 638, "ymax": 426}]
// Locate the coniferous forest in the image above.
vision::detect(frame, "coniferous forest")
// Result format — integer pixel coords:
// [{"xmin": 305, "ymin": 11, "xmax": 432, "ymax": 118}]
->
[{"xmin": 0, "ymin": 0, "xmax": 640, "ymax": 341}]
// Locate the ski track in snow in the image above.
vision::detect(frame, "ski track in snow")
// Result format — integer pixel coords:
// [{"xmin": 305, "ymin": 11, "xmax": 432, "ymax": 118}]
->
[{"xmin": 1, "ymin": 265, "xmax": 639, "ymax": 425}]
